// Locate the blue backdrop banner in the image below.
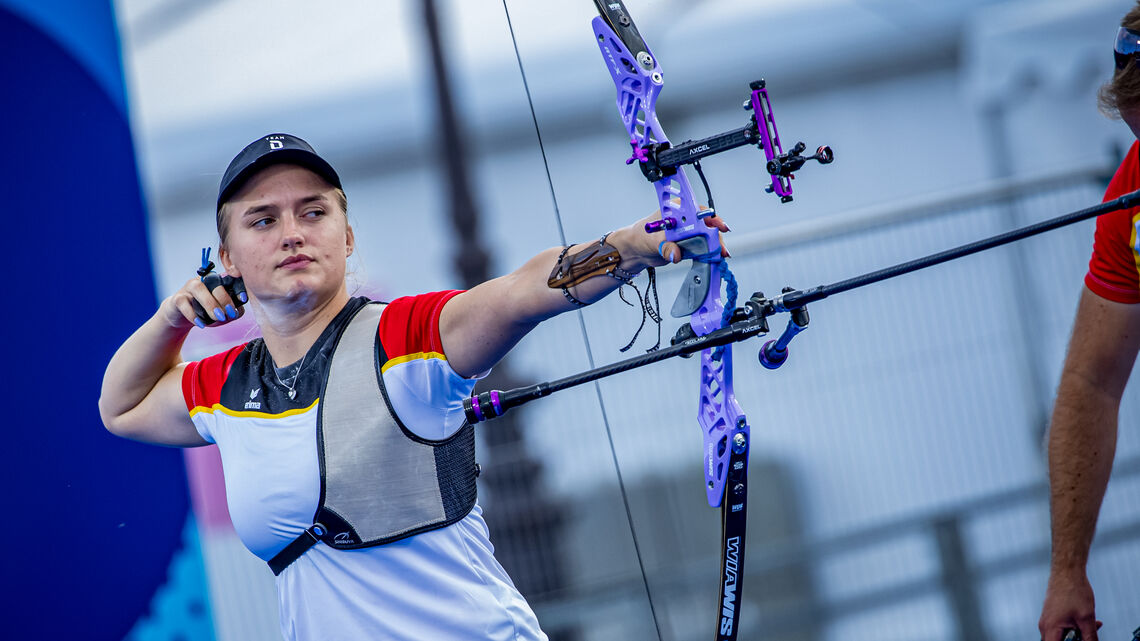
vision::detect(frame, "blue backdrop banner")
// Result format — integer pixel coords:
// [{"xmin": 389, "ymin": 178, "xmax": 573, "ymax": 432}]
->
[{"xmin": 0, "ymin": 2, "xmax": 196, "ymax": 639}]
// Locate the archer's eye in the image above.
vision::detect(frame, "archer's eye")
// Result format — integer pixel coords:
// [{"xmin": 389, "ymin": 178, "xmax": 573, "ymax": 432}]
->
[{"xmin": 251, "ymin": 216, "xmax": 275, "ymax": 228}]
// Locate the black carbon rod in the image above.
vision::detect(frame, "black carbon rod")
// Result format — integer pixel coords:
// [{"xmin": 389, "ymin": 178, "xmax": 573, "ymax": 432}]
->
[
  {"xmin": 775, "ymin": 187, "xmax": 1140, "ymax": 311},
  {"xmin": 464, "ymin": 316, "xmax": 768, "ymax": 423},
  {"xmin": 656, "ymin": 125, "xmax": 757, "ymax": 168}
]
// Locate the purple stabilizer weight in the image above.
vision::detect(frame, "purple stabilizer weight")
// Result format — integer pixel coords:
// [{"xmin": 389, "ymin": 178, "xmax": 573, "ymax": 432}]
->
[
  {"xmin": 470, "ymin": 394, "xmax": 484, "ymax": 422},
  {"xmin": 644, "ymin": 217, "xmax": 676, "ymax": 233},
  {"xmin": 750, "ymin": 82, "xmax": 793, "ymax": 200},
  {"xmin": 758, "ymin": 340, "xmax": 788, "ymax": 370},
  {"xmin": 594, "ymin": 14, "xmax": 745, "ymax": 510},
  {"xmin": 468, "ymin": 390, "xmax": 503, "ymax": 423}
]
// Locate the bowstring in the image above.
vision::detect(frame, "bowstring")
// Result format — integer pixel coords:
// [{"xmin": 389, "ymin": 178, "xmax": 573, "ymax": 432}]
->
[{"xmin": 499, "ymin": 2, "xmax": 665, "ymax": 640}]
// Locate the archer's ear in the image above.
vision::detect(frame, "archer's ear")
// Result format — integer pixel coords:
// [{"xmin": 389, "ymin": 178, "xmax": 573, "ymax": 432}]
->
[
  {"xmin": 218, "ymin": 246, "xmax": 241, "ymax": 277},
  {"xmin": 345, "ymin": 224, "xmax": 355, "ymax": 258}
]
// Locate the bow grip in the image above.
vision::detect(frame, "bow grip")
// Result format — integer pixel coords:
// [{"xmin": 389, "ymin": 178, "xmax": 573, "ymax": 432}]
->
[{"xmin": 193, "ymin": 273, "xmax": 246, "ymax": 325}]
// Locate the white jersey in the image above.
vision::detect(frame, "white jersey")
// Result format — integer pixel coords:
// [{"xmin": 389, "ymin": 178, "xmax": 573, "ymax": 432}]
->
[{"xmin": 183, "ymin": 294, "xmax": 547, "ymax": 641}]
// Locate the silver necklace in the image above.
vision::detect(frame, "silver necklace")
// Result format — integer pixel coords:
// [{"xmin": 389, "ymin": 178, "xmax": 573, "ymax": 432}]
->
[{"xmin": 272, "ymin": 352, "xmax": 308, "ymax": 400}]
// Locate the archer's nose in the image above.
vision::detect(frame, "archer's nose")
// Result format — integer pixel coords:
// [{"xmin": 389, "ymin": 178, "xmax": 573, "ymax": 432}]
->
[{"xmin": 280, "ymin": 216, "xmax": 304, "ymax": 248}]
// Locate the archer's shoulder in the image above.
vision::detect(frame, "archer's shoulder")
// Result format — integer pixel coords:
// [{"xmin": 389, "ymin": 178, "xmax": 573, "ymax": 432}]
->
[
  {"xmin": 185, "ymin": 341, "xmax": 257, "ymax": 382},
  {"xmin": 1096, "ymin": 141, "xmax": 1140, "ymax": 237},
  {"xmin": 376, "ymin": 291, "xmax": 463, "ymax": 357},
  {"xmin": 380, "ymin": 291, "xmax": 464, "ymax": 325},
  {"xmin": 181, "ymin": 341, "xmax": 259, "ymax": 412},
  {"xmin": 1105, "ymin": 140, "xmax": 1140, "ymax": 201}
]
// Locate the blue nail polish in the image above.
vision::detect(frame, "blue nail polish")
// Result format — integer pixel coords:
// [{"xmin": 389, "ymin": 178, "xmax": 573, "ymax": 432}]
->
[
  {"xmin": 226, "ymin": 304, "xmax": 236, "ymax": 319},
  {"xmin": 194, "ymin": 318, "xmax": 206, "ymax": 329},
  {"xmin": 238, "ymin": 292, "xmax": 248, "ymax": 303},
  {"xmin": 213, "ymin": 308, "xmax": 225, "ymax": 322}
]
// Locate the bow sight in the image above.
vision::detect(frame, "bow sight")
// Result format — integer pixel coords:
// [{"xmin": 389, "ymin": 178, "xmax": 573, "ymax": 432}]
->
[
  {"xmin": 593, "ymin": 0, "xmax": 832, "ymax": 216},
  {"xmin": 633, "ymin": 78, "xmax": 834, "ymax": 208}
]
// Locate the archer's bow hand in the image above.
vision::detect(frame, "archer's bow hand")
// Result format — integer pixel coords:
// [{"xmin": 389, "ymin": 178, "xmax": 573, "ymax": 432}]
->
[{"xmin": 638, "ymin": 207, "xmax": 730, "ymax": 264}]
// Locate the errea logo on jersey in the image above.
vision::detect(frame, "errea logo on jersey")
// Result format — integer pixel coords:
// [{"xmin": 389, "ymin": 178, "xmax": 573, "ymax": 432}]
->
[{"xmin": 245, "ymin": 388, "xmax": 261, "ymax": 410}]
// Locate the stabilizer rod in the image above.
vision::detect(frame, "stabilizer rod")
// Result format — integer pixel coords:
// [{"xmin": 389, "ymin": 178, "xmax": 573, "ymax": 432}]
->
[
  {"xmin": 772, "ymin": 187, "xmax": 1140, "ymax": 312},
  {"xmin": 464, "ymin": 314, "xmax": 770, "ymax": 423}
]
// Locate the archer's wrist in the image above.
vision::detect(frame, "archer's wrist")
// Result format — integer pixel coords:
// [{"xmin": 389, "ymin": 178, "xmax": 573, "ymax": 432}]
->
[
  {"xmin": 154, "ymin": 298, "xmax": 197, "ymax": 335},
  {"xmin": 1049, "ymin": 550, "xmax": 1091, "ymax": 574},
  {"xmin": 605, "ymin": 226, "xmax": 660, "ymax": 273}
]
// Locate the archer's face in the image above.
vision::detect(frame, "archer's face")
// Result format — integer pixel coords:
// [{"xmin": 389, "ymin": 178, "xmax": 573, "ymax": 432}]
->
[{"xmin": 218, "ymin": 164, "xmax": 354, "ymax": 310}]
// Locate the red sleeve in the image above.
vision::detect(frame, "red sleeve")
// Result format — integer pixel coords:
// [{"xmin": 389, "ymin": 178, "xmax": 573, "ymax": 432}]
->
[
  {"xmin": 181, "ymin": 343, "xmax": 246, "ymax": 412},
  {"xmin": 378, "ymin": 290, "xmax": 463, "ymax": 360},
  {"xmin": 1085, "ymin": 141, "xmax": 1140, "ymax": 304}
]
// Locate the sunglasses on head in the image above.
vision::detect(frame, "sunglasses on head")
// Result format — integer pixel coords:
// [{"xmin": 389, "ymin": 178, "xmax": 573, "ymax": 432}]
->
[{"xmin": 1116, "ymin": 26, "xmax": 1140, "ymax": 70}]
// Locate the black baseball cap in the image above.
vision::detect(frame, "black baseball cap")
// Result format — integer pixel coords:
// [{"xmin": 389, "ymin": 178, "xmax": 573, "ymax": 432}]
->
[{"xmin": 217, "ymin": 133, "xmax": 342, "ymax": 210}]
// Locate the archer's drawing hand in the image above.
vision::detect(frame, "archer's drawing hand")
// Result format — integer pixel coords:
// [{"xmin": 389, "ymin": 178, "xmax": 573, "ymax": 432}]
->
[
  {"xmin": 160, "ymin": 275, "xmax": 246, "ymax": 331},
  {"xmin": 1039, "ymin": 567, "xmax": 1101, "ymax": 641}
]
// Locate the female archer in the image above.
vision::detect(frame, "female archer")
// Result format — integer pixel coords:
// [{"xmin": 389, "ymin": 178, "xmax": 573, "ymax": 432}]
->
[{"xmin": 98, "ymin": 133, "xmax": 727, "ymax": 640}]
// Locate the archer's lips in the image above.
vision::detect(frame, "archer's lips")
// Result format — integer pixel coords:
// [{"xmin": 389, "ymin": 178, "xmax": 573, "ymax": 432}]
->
[{"xmin": 278, "ymin": 254, "xmax": 314, "ymax": 270}]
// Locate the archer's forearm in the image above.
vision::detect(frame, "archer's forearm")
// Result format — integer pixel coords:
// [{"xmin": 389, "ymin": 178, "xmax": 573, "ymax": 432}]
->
[
  {"xmin": 1046, "ymin": 372, "xmax": 1119, "ymax": 570},
  {"xmin": 519, "ymin": 226, "xmax": 657, "ymax": 321},
  {"xmin": 98, "ymin": 310, "xmax": 189, "ymax": 429},
  {"xmin": 439, "ymin": 224, "xmax": 664, "ymax": 377},
  {"xmin": 475, "ymin": 224, "xmax": 660, "ymax": 326}
]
